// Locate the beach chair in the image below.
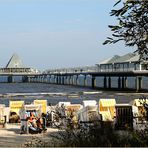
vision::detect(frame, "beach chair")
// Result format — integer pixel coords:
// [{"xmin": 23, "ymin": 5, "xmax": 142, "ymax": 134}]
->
[
  {"xmin": 9, "ymin": 101, "xmax": 24, "ymax": 123},
  {"xmin": 0, "ymin": 105, "xmax": 6, "ymax": 128},
  {"xmin": 98, "ymin": 99, "xmax": 116, "ymax": 122},
  {"xmin": 115, "ymin": 104, "xmax": 133, "ymax": 130},
  {"xmin": 130, "ymin": 99, "xmax": 148, "ymax": 122},
  {"xmin": 19, "ymin": 104, "xmax": 47, "ymax": 134},
  {"xmin": 77, "ymin": 105, "xmax": 101, "ymax": 128},
  {"xmin": 82, "ymin": 100, "xmax": 97, "ymax": 107}
]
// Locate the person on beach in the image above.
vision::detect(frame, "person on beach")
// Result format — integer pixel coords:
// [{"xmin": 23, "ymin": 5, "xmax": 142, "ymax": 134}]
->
[
  {"xmin": 28, "ymin": 111, "xmax": 45, "ymax": 131},
  {"xmin": 28, "ymin": 112, "xmax": 38, "ymax": 128}
]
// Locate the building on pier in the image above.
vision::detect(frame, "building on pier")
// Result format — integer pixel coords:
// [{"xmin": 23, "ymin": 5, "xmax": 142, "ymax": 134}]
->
[
  {"xmin": 97, "ymin": 53, "xmax": 148, "ymax": 72},
  {"xmin": 0, "ymin": 53, "xmax": 40, "ymax": 74}
]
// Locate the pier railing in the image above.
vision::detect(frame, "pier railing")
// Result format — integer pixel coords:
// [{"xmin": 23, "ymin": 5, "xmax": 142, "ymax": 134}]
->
[
  {"xmin": 43, "ymin": 66, "xmax": 146, "ymax": 74},
  {"xmin": 0, "ymin": 68, "xmax": 41, "ymax": 75}
]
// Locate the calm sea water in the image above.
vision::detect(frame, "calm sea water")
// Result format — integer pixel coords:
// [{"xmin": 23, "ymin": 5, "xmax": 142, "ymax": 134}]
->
[{"xmin": 0, "ymin": 83, "xmax": 146, "ymax": 107}]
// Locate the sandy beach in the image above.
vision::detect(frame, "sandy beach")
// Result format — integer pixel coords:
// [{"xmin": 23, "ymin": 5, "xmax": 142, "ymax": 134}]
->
[{"xmin": 0, "ymin": 123, "xmax": 58, "ymax": 147}]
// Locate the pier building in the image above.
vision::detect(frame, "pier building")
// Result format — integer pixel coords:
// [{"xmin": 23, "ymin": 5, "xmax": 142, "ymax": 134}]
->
[
  {"xmin": 97, "ymin": 53, "xmax": 148, "ymax": 72},
  {"xmin": 0, "ymin": 54, "xmax": 40, "ymax": 74},
  {"xmin": 0, "ymin": 54, "xmax": 40, "ymax": 83}
]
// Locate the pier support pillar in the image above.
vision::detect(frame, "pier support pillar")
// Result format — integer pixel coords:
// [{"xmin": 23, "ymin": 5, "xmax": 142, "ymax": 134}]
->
[
  {"xmin": 57, "ymin": 76, "xmax": 59, "ymax": 84},
  {"xmin": 71, "ymin": 76, "xmax": 74, "ymax": 85},
  {"xmin": 42, "ymin": 76, "xmax": 45, "ymax": 83},
  {"xmin": 36, "ymin": 76, "xmax": 38, "ymax": 83},
  {"xmin": 35, "ymin": 77, "xmax": 38, "ymax": 83},
  {"xmin": 84, "ymin": 75, "xmax": 87, "ymax": 86},
  {"xmin": 68, "ymin": 76, "xmax": 71, "ymax": 85},
  {"xmin": 45, "ymin": 76, "xmax": 48, "ymax": 83},
  {"xmin": 135, "ymin": 76, "xmax": 142, "ymax": 92},
  {"xmin": 51, "ymin": 76, "xmax": 53, "ymax": 84},
  {"xmin": 40, "ymin": 76, "xmax": 44, "ymax": 83},
  {"xmin": 92, "ymin": 76, "xmax": 96, "ymax": 88},
  {"xmin": 124, "ymin": 77, "xmax": 128, "ymax": 88},
  {"xmin": 28, "ymin": 77, "xmax": 31, "ymax": 83},
  {"xmin": 56, "ymin": 76, "xmax": 60, "ymax": 84},
  {"xmin": 75, "ymin": 76, "xmax": 78, "ymax": 85},
  {"xmin": 54, "ymin": 76, "xmax": 57, "ymax": 84},
  {"xmin": 32, "ymin": 77, "xmax": 34, "ymax": 83},
  {"xmin": 61, "ymin": 76, "xmax": 64, "ymax": 85},
  {"xmin": 104, "ymin": 77, "xmax": 107, "ymax": 89},
  {"xmin": 121, "ymin": 77, "xmax": 128, "ymax": 89},
  {"xmin": 72, "ymin": 76, "xmax": 75, "ymax": 85},
  {"xmin": 35, "ymin": 77, "xmax": 37, "ymax": 83},
  {"xmin": 53, "ymin": 76, "xmax": 56, "ymax": 84},
  {"xmin": 30, "ymin": 77, "xmax": 32, "ymax": 83},
  {"xmin": 121, "ymin": 77, "xmax": 125, "ymax": 89},
  {"xmin": 38, "ymin": 76, "xmax": 40, "ymax": 83},
  {"xmin": 48, "ymin": 75, "xmax": 51, "ymax": 83},
  {"xmin": 65, "ymin": 76, "xmax": 67, "ymax": 85},
  {"xmin": 22, "ymin": 76, "xmax": 28, "ymax": 83},
  {"xmin": 32, "ymin": 77, "xmax": 35, "ymax": 83},
  {"xmin": 37, "ymin": 77, "xmax": 39, "ymax": 83},
  {"xmin": 66, "ymin": 76, "xmax": 69, "ymax": 85},
  {"xmin": 58, "ymin": 76, "xmax": 62, "ymax": 85},
  {"xmin": 8, "ymin": 76, "xmax": 13, "ymax": 83},
  {"xmin": 118, "ymin": 77, "xmax": 121, "ymax": 89},
  {"xmin": 108, "ymin": 77, "xmax": 111, "ymax": 89}
]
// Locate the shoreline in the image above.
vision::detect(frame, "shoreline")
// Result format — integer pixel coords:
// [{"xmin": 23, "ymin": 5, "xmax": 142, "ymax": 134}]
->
[{"xmin": 0, "ymin": 90, "xmax": 148, "ymax": 98}]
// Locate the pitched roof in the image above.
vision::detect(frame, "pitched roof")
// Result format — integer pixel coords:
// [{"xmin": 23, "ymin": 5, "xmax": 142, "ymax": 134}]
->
[
  {"xmin": 6, "ymin": 53, "xmax": 25, "ymax": 68},
  {"xmin": 98, "ymin": 53, "xmax": 138, "ymax": 65},
  {"xmin": 125, "ymin": 54, "xmax": 140, "ymax": 62},
  {"xmin": 115, "ymin": 53, "xmax": 136, "ymax": 63},
  {"xmin": 99, "ymin": 55, "xmax": 121, "ymax": 64}
]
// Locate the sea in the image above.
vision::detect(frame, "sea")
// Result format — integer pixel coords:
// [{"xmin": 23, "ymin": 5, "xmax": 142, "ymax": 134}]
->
[{"xmin": 0, "ymin": 83, "xmax": 147, "ymax": 107}]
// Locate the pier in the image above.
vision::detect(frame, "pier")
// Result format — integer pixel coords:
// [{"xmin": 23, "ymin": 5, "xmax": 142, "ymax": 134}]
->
[
  {"xmin": 29, "ymin": 70, "xmax": 148, "ymax": 92},
  {"xmin": 0, "ymin": 53, "xmax": 148, "ymax": 92},
  {"xmin": 28, "ymin": 53, "xmax": 148, "ymax": 92}
]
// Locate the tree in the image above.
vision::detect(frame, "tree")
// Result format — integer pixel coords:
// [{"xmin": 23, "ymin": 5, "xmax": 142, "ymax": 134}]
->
[{"xmin": 103, "ymin": 0, "xmax": 148, "ymax": 61}]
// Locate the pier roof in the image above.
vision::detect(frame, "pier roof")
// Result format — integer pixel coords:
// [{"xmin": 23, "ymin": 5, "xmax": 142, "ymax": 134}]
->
[
  {"xmin": 99, "ymin": 53, "xmax": 138, "ymax": 65},
  {"xmin": 6, "ymin": 53, "xmax": 25, "ymax": 68},
  {"xmin": 99, "ymin": 55, "xmax": 120, "ymax": 64},
  {"xmin": 125, "ymin": 54, "xmax": 140, "ymax": 62},
  {"xmin": 115, "ymin": 53, "xmax": 136, "ymax": 63}
]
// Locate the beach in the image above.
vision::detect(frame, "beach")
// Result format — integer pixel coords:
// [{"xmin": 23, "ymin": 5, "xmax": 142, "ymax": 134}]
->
[
  {"xmin": 0, "ymin": 83, "xmax": 147, "ymax": 147},
  {"xmin": 0, "ymin": 123, "xmax": 59, "ymax": 147}
]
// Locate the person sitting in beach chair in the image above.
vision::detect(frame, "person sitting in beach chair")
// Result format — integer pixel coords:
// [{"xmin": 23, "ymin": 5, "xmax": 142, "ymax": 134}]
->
[
  {"xmin": 28, "ymin": 112, "xmax": 37, "ymax": 126},
  {"xmin": 27, "ymin": 111, "xmax": 41, "ymax": 133},
  {"xmin": 28, "ymin": 111, "xmax": 46, "ymax": 134}
]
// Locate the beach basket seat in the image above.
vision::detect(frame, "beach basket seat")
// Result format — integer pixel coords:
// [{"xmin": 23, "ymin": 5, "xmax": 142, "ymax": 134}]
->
[
  {"xmin": 115, "ymin": 104, "xmax": 133, "ymax": 130},
  {"xmin": 0, "ymin": 105, "xmax": 7, "ymax": 128},
  {"xmin": 19, "ymin": 104, "xmax": 47, "ymax": 134},
  {"xmin": 0, "ymin": 115, "xmax": 6, "ymax": 128},
  {"xmin": 98, "ymin": 99, "xmax": 116, "ymax": 122}
]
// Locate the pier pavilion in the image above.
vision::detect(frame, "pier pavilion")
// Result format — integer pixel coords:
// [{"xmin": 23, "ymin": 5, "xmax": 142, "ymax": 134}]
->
[
  {"xmin": 0, "ymin": 54, "xmax": 40, "ymax": 83},
  {"xmin": 97, "ymin": 53, "xmax": 148, "ymax": 72},
  {"xmin": 0, "ymin": 54, "xmax": 40, "ymax": 74}
]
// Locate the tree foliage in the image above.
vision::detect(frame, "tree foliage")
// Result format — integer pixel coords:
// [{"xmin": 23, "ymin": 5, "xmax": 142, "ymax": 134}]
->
[{"xmin": 103, "ymin": 0, "xmax": 148, "ymax": 61}]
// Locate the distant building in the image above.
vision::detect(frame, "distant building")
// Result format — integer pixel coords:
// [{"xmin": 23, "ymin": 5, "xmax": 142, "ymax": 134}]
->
[
  {"xmin": 0, "ymin": 53, "xmax": 40, "ymax": 74},
  {"xmin": 96, "ymin": 53, "xmax": 148, "ymax": 72}
]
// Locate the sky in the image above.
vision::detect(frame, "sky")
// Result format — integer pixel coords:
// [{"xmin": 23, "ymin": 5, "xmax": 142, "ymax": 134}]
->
[{"xmin": 0, "ymin": 0, "xmax": 135, "ymax": 71}]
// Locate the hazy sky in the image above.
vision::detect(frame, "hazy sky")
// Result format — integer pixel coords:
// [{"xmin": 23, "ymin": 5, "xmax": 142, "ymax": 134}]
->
[{"xmin": 0, "ymin": 0, "xmax": 135, "ymax": 70}]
